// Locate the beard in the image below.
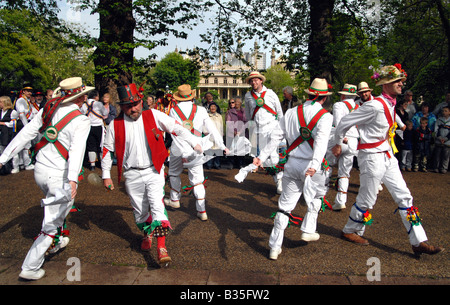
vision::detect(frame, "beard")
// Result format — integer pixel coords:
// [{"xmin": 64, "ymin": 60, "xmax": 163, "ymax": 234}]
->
[{"xmin": 128, "ymin": 110, "xmax": 142, "ymax": 121}]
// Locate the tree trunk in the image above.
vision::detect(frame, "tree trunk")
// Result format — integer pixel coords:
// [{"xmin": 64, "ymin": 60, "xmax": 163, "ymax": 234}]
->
[
  {"xmin": 93, "ymin": 0, "xmax": 136, "ymax": 100},
  {"xmin": 307, "ymin": 0, "xmax": 335, "ymax": 83}
]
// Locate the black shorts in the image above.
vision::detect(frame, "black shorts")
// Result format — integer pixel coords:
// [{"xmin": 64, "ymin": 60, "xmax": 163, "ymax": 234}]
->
[{"xmin": 86, "ymin": 125, "xmax": 103, "ymax": 152}]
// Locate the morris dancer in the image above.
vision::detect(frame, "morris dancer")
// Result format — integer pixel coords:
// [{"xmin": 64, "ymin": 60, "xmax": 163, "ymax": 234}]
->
[
  {"xmin": 332, "ymin": 64, "xmax": 443, "ymax": 256},
  {"xmin": 0, "ymin": 77, "xmax": 93, "ymax": 280},
  {"xmin": 101, "ymin": 83, "xmax": 202, "ymax": 264},
  {"xmin": 356, "ymin": 81, "xmax": 374, "ymax": 106},
  {"xmin": 254, "ymin": 78, "xmax": 333, "ymax": 260},
  {"xmin": 244, "ymin": 71, "xmax": 284, "ymax": 194},
  {"xmin": 81, "ymin": 90, "xmax": 108, "ymax": 170},
  {"xmin": 332, "ymin": 84, "xmax": 359, "ymax": 211},
  {"xmin": 165, "ymin": 84, "xmax": 228, "ymax": 221},
  {"xmin": 13, "ymin": 85, "xmax": 35, "ymax": 171}
]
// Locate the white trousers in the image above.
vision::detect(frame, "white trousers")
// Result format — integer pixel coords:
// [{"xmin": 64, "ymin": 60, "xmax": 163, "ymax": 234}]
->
[
  {"xmin": 19, "ymin": 149, "xmax": 31, "ymax": 167},
  {"xmin": 22, "ymin": 164, "xmax": 74, "ymax": 272},
  {"xmin": 168, "ymin": 154, "xmax": 206, "ymax": 212},
  {"xmin": 334, "ymin": 137, "xmax": 358, "ymax": 206},
  {"xmin": 252, "ymin": 130, "xmax": 284, "ymax": 181},
  {"xmin": 342, "ymin": 151, "xmax": 427, "ymax": 246},
  {"xmin": 123, "ymin": 166, "xmax": 168, "ymax": 225},
  {"xmin": 269, "ymin": 157, "xmax": 330, "ymax": 250}
]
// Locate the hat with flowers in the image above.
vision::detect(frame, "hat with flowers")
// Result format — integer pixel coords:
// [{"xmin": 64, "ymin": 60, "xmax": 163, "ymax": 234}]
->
[{"xmin": 371, "ymin": 64, "xmax": 407, "ymax": 86}]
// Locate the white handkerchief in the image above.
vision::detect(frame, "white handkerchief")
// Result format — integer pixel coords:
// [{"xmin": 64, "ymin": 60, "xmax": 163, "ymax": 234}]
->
[{"xmin": 234, "ymin": 163, "xmax": 258, "ymax": 183}]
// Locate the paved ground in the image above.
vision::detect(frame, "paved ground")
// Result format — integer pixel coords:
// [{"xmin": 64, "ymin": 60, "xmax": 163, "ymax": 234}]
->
[{"xmin": 0, "ymin": 157, "xmax": 448, "ymax": 288}]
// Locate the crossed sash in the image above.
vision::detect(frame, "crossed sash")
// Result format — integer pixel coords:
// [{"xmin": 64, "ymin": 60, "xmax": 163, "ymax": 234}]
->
[
  {"xmin": 357, "ymin": 97, "xmax": 398, "ymax": 153},
  {"xmin": 287, "ymin": 105, "xmax": 329, "ymax": 152},
  {"xmin": 265, "ymin": 105, "xmax": 328, "ymax": 175},
  {"xmin": 34, "ymin": 109, "xmax": 83, "ymax": 160},
  {"xmin": 251, "ymin": 91, "xmax": 278, "ymax": 120},
  {"xmin": 85, "ymin": 100, "xmax": 105, "ymax": 121},
  {"xmin": 172, "ymin": 104, "xmax": 202, "ymax": 137}
]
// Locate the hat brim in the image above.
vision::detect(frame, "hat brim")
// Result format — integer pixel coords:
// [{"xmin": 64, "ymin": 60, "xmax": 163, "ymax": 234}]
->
[
  {"xmin": 173, "ymin": 90, "xmax": 196, "ymax": 101},
  {"xmin": 54, "ymin": 86, "xmax": 95, "ymax": 103},
  {"xmin": 304, "ymin": 89, "xmax": 332, "ymax": 96},
  {"xmin": 376, "ymin": 76, "xmax": 407, "ymax": 86},
  {"xmin": 245, "ymin": 75, "xmax": 266, "ymax": 83},
  {"xmin": 357, "ymin": 88, "xmax": 373, "ymax": 93},
  {"xmin": 338, "ymin": 91, "xmax": 358, "ymax": 96}
]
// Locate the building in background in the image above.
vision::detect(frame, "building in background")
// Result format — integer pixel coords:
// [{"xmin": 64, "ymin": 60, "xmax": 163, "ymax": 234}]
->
[{"xmin": 183, "ymin": 42, "xmax": 267, "ymax": 101}]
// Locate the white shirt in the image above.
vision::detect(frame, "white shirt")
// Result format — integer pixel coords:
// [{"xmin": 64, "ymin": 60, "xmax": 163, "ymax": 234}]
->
[
  {"xmin": 244, "ymin": 85, "xmax": 283, "ymax": 134},
  {"xmin": 334, "ymin": 95, "xmax": 405, "ymax": 154},
  {"xmin": 0, "ymin": 102, "xmax": 90, "ymax": 182},
  {"xmin": 81, "ymin": 99, "xmax": 109, "ymax": 126},
  {"xmin": 15, "ymin": 97, "xmax": 31, "ymax": 126},
  {"xmin": 169, "ymin": 101, "xmax": 226, "ymax": 157},
  {"xmin": 259, "ymin": 100, "xmax": 333, "ymax": 171},
  {"xmin": 333, "ymin": 98, "xmax": 359, "ymax": 138},
  {"xmin": 102, "ymin": 109, "xmax": 200, "ymax": 179}
]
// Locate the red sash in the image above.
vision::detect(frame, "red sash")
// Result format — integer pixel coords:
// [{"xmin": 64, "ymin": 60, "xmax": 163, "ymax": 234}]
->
[
  {"xmin": 343, "ymin": 100, "xmax": 359, "ymax": 112},
  {"xmin": 357, "ymin": 97, "xmax": 395, "ymax": 150},
  {"xmin": 113, "ymin": 110, "xmax": 168, "ymax": 183},
  {"xmin": 172, "ymin": 103, "xmax": 202, "ymax": 137},
  {"xmin": 285, "ymin": 105, "xmax": 328, "ymax": 153},
  {"xmin": 251, "ymin": 91, "xmax": 278, "ymax": 119},
  {"xmin": 34, "ymin": 109, "xmax": 83, "ymax": 160},
  {"xmin": 31, "ymin": 101, "xmax": 40, "ymax": 112}
]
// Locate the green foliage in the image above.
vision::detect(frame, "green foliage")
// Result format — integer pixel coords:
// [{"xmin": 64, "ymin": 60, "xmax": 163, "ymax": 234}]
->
[
  {"xmin": 375, "ymin": 0, "xmax": 449, "ymax": 104},
  {"xmin": 0, "ymin": 8, "xmax": 94, "ymax": 93},
  {"xmin": 151, "ymin": 52, "xmax": 200, "ymax": 91},
  {"xmin": 263, "ymin": 65, "xmax": 295, "ymax": 100},
  {"xmin": 410, "ymin": 60, "xmax": 448, "ymax": 109},
  {"xmin": 0, "ymin": 34, "xmax": 51, "ymax": 93},
  {"xmin": 327, "ymin": 10, "xmax": 381, "ymax": 103}
]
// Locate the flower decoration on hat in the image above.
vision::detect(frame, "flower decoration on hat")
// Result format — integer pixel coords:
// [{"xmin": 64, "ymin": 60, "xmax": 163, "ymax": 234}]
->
[{"xmin": 371, "ymin": 63, "xmax": 407, "ymax": 83}]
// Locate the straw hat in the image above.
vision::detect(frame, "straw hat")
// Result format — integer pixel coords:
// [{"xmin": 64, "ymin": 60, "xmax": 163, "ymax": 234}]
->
[
  {"xmin": 117, "ymin": 83, "xmax": 144, "ymax": 105},
  {"xmin": 245, "ymin": 71, "xmax": 266, "ymax": 83},
  {"xmin": 304, "ymin": 78, "xmax": 333, "ymax": 96},
  {"xmin": 357, "ymin": 81, "xmax": 373, "ymax": 93},
  {"xmin": 338, "ymin": 83, "xmax": 357, "ymax": 96},
  {"xmin": 371, "ymin": 64, "xmax": 407, "ymax": 86},
  {"xmin": 52, "ymin": 77, "xmax": 95, "ymax": 103},
  {"xmin": 173, "ymin": 84, "xmax": 196, "ymax": 101}
]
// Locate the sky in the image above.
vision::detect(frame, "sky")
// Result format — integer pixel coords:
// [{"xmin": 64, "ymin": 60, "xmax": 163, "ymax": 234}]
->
[{"xmin": 58, "ymin": 1, "xmax": 269, "ymax": 65}]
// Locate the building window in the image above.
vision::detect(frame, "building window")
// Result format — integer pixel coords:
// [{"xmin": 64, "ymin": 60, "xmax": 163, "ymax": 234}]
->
[
  {"xmin": 224, "ymin": 78, "xmax": 228, "ymax": 84},
  {"xmin": 205, "ymin": 78, "xmax": 209, "ymax": 84},
  {"xmin": 214, "ymin": 78, "xmax": 218, "ymax": 84}
]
